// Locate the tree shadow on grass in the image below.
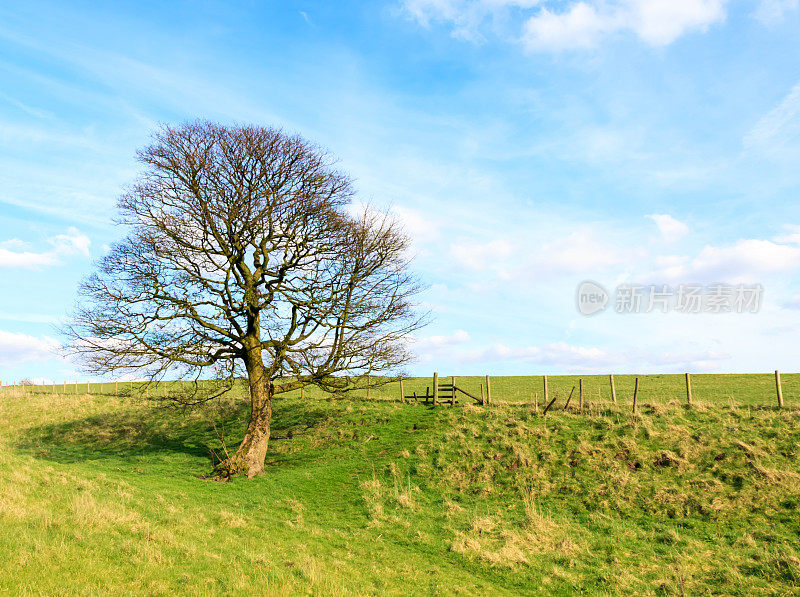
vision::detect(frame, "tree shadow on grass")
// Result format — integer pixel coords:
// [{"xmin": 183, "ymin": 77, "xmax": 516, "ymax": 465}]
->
[{"xmin": 17, "ymin": 398, "xmax": 332, "ymax": 467}]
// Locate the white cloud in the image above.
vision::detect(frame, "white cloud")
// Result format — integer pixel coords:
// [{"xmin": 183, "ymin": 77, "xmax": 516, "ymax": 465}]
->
[
  {"xmin": 471, "ymin": 341, "xmax": 618, "ymax": 369},
  {"xmin": 532, "ymin": 230, "xmax": 633, "ymax": 275},
  {"xmin": 775, "ymin": 224, "xmax": 800, "ymax": 245},
  {"xmin": 694, "ymin": 239, "xmax": 800, "ymax": 277},
  {"xmin": 752, "ymin": 0, "xmax": 798, "ymax": 24},
  {"xmin": 647, "ymin": 214, "xmax": 689, "ymax": 243},
  {"xmin": 630, "ymin": 0, "xmax": 727, "ymax": 45},
  {"xmin": 0, "ymin": 330, "xmax": 61, "ymax": 368},
  {"xmin": 522, "ymin": 3, "xmax": 611, "ymax": 50},
  {"xmin": 391, "ymin": 205, "xmax": 441, "ymax": 244},
  {"xmin": 447, "ymin": 225, "xmax": 635, "ymax": 280},
  {"xmin": 449, "ymin": 239, "xmax": 514, "ymax": 270},
  {"xmin": 0, "ymin": 227, "xmax": 91, "ymax": 268},
  {"xmin": 411, "ymin": 329, "xmax": 471, "ymax": 362},
  {"xmin": 415, "ymin": 329, "xmax": 471, "ymax": 348},
  {"xmin": 522, "ymin": 0, "xmax": 727, "ymax": 51},
  {"xmin": 441, "ymin": 338, "xmax": 731, "ymax": 373},
  {"xmin": 402, "ymin": 0, "xmax": 728, "ymax": 50},
  {"xmin": 50, "ymin": 228, "xmax": 91, "ymax": 257},
  {"xmin": 0, "ymin": 247, "xmax": 58, "ymax": 268},
  {"xmin": 0, "ymin": 239, "xmax": 31, "ymax": 251},
  {"xmin": 651, "ymin": 238, "xmax": 800, "ymax": 283}
]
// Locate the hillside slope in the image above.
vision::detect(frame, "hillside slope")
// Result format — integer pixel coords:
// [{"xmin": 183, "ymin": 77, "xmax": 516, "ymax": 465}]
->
[{"xmin": 1, "ymin": 388, "xmax": 799, "ymax": 594}]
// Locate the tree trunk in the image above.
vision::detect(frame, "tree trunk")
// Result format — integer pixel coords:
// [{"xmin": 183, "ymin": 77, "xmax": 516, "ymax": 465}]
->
[{"xmin": 218, "ymin": 345, "xmax": 272, "ymax": 478}]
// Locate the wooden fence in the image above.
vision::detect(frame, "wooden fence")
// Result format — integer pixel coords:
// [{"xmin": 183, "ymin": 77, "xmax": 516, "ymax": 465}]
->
[
  {"xmin": 0, "ymin": 379, "xmax": 224, "ymax": 399},
  {"xmin": 394, "ymin": 371, "xmax": 792, "ymax": 410},
  {"xmin": 0, "ymin": 371, "xmax": 794, "ymax": 409}
]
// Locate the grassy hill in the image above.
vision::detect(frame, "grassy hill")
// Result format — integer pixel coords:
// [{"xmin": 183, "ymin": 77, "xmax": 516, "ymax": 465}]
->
[{"xmin": 1, "ymin": 375, "xmax": 799, "ymax": 594}]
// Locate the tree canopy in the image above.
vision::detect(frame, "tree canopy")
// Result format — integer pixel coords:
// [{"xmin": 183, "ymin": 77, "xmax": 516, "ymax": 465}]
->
[{"xmin": 67, "ymin": 121, "xmax": 426, "ymax": 476}]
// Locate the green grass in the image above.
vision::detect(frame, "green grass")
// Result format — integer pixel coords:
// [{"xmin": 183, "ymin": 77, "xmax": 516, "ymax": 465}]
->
[{"xmin": 1, "ymin": 375, "xmax": 800, "ymax": 594}]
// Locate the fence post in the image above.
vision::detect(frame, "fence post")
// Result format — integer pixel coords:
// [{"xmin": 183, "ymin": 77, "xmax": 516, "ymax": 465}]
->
[
  {"xmin": 543, "ymin": 393, "xmax": 558, "ymax": 415},
  {"xmin": 775, "ymin": 370, "xmax": 784, "ymax": 409},
  {"xmin": 685, "ymin": 373, "xmax": 692, "ymax": 407},
  {"xmin": 432, "ymin": 372, "xmax": 439, "ymax": 405},
  {"xmin": 485, "ymin": 375, "xmax": 491, "ymax": 406},
  {"xmin": 399, "ymin": 377, "xmax": 405, "ymax": 403},
  {"xmin": 609, "ymin": 374, "xmax": 617, "ymax": 405},
  {"xmin": 579, "ymin": 378, "xmax": 584, "ymax": 413},
  {"xmin": 543, "ymin": 375, "xmax": 548, "ymax": 406},
  {"xmin": 632, "ymin": 377, "xmax": 639, "ymax": 414},
  {"xmin": 480, "ymin": 384, "xmax": 484, "ymax": 405}
]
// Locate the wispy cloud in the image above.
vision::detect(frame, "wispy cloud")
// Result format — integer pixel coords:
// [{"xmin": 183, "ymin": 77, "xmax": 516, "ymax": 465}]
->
[
  {"xmin": 299, "ymin": 11, "xmax": 315, "ymax": 27},
  {"xmin": 744, "ymin": 81, "xmax": 800, "ymax": 154},
  {"xmin": 0, "ymin": 90, "xmax": 53, "ymax": 119},
  {"xmin": 0, "ymin": 329, "xmax": 60, "ymax": 368},
  {"xmin": 0, "ymin": 311, "xmax": 62, "ymax": 324},
  {"xmin": 449, "ymin": 239, "xmax": 514, "ymax": 271},
  {"xmin": 752, "ymin": 0, "xmax": 799, "ymax": 24},
  {"xmin": 0, "ymin": 227, "xmax": 90, "ymax": 268},
  {"xmin": 402, "ymin": 0, "xmax": 544, "ymax": 41}
]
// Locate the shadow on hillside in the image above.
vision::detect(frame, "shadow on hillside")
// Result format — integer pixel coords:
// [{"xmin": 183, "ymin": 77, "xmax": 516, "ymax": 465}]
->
[{"xmin": 16, "ymin": 398, "xmax": 331, "ymax": 466}]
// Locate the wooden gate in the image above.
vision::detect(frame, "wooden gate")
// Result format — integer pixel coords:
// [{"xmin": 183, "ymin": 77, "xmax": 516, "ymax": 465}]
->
[{"xmin": 403, "ymin": 373, "xmax": 484, "ymax": 406}]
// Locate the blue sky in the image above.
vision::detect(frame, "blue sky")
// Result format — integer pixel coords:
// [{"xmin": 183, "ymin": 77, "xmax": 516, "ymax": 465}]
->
[{"xmin": 2, "ymin": 0, "xmax": 800, "ymax": 383}]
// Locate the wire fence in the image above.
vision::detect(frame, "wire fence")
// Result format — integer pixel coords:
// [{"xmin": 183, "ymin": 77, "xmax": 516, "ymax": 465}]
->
[{"xmin": 1, "ymin": 372, "xmax": 796, "ymax": 409}]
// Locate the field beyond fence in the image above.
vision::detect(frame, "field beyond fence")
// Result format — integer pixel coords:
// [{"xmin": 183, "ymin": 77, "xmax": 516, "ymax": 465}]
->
[{"xmin": 1, "ymin": 372, "xmax": 797, "ymax": 409}]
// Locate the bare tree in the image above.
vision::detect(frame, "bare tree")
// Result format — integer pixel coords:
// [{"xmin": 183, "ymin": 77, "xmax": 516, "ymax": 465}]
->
[{"xmin": 66, "ymin": 122, "xmax": 426, "ymax": 477}]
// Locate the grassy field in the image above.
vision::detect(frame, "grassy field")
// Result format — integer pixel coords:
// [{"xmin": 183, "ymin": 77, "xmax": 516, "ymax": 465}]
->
[
  {"xmin": 1, "ymin": 375, "xmax": 799, "ymax": 594},
  {"xmin": 9, "ymin": 372, "xmax": 800, "ymax": 407}
]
